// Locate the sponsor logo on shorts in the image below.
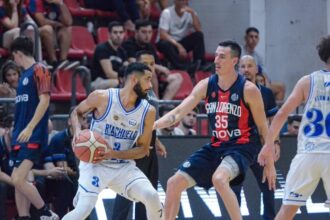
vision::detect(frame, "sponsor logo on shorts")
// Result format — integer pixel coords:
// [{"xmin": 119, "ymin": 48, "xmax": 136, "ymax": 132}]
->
[
  {"xmin": 289, "ymin": 191, "xmax": 303, "ymax": 198},
  {"xmin": 183, "ymin": 161, "xmax": 191, "ymax": 168}
]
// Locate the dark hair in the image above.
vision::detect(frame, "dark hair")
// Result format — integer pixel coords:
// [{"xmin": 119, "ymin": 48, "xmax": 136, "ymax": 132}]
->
[
  {"xmin": 218, "ymin": 40, "xmax": 241, "ymax": 58},
  {"xmin": 124, "ymin": 62, "xmax": 151, "ymax": 78},
  {"xmin": 287, "ymin": 115, "xmax": 302, "ymax": 124},
  {"xmin": 135, "ymin": 19, "xmax": 152, "ymax": 30},
  {"xmin": 108, "ymin": 21, "xmax": 123, "ymax": 32},
  {"xmin": 317, "ymin": 36, "xmax": 330, "ymax": 64},
  {"xmin": 10, "ymin": 36, "xmax": 34, "ymax": 57},
  {"xmin": 136, "ymin": 50, "xmax": 154, "ymax": 60},
  {"xmin": 245, "ymin": 27, "xmax": 259, "ymax": 35},
  {"xmin": 0, "ymin": 60, "xmax": 21, "ymax": 83}
]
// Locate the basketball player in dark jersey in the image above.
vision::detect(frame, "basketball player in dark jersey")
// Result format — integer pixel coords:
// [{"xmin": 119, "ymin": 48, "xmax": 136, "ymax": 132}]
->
[
  {"xmin": 154, "ymin": 40, "xmax": 276, "ymax": 220},
  {"xmin": 10, "ymin": 36, "xmax": 58, "ymax": 220}
]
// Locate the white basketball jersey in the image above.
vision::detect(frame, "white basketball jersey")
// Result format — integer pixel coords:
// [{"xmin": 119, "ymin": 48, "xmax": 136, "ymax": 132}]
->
[
  {"xmin": 297, "ymin": 70, "xmax": 330, "ymax": 154},
  {"xmin": 90, "ymin": 88, "xmax": 150, "ymax": 167}
]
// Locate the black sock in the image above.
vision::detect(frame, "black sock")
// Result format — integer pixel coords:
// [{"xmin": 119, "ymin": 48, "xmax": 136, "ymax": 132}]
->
[{"xmin": 37, "ymin": 205, "xmax": 51, "ymax": 216}]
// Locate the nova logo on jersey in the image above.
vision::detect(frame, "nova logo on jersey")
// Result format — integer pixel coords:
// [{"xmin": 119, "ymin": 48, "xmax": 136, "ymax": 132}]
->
[
  {"xmin": 212, "ymin": 129, "xmax": 241, "ymax": 139},
  {"xmin": 104, "ymin": 123, "xmax": 138, "ymax": 140},
  {"xmin": 205, "ymin": 102, "xmax": 241, "ymax": 117},
  {"xmin": 15, "ymin": 94, "xmax": 29, "ymax": 103}
]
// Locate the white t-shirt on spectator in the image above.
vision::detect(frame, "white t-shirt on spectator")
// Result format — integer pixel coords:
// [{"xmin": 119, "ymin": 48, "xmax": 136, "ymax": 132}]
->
[{"xmin": 158, "ymin": 5, "xmax": 195, "ymax": 42}]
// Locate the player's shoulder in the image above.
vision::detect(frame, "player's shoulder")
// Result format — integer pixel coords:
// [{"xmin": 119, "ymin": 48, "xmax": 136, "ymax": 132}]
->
[
  {"xmin": 244, "ymin": 80, "xmax": 259, "ymax": 92},
  {"xmin": 89, "ymin": 89, "xmax": 110, "ymax": 101}
]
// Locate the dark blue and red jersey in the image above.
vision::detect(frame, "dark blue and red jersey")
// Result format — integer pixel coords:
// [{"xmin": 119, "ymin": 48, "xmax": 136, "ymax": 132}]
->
[
  {"xmin": 205, "ymin": 74, "xmax": 260, "ymax": 147},
  {"xmin": 12, "ymin": 63, "xmax": 51, "ymax": 149},
  {"xmin": 28, "ymin": 0, "xmax": 60, "ymax": 21}
]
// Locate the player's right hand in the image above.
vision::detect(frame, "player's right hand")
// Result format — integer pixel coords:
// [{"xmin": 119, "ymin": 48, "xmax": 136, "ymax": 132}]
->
[{"xmin": 262, "ymin": 161, "xmax": 276, "ymax": 191}]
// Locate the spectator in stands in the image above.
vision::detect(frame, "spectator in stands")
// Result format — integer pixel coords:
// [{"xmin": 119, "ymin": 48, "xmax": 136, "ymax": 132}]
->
[
  {"xmin": 91, "ymin": 21, "xmax": 128, "ymax": 90},
  {"xmin": 84, "ymin": 0, "xmax": 139, "ymax": 31},
  {"xmin": 156, "ymin": 0, "xmax": 205, "ymax": 74},
  {"xmin": 0, "ymin": 59, "xmax": 20, "ymax": 98},
  {"xmin": 242, "ymin": 27, "xmax": 286, "ymax": 101},
  {"xmin": 46, "ymin": 109, "xmax": 87, "ymax": 218},
  {"xmin": 177, "ymin": 108, "xmax": 197, "ymax": 135},
  {"xmin": 236, "ymin": 55, "xmax": 279, "ymax": 220},
  {"xmin": 28, "ymin": 0, "xmax": 73, "ymax": 70},
  {"xmin": 122, "ymin": 21, "xmax": 183, "ymax": 99},
  {"xmin": 282, "ymin": 115, "xmax": 302, "ymax": 136},
  {"xmin": 0, "ymin": 116, "xmax": 14, "ymax": 220}
]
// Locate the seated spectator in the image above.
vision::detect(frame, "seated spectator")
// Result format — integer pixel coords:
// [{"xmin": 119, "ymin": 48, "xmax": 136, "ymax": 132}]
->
[
  {"xmin": 136, "ymin": 0, "xmax": 151, "ymax": 20},
  {"xmin": 156, "ymin": 0, "xmax": 205, "ymax": 75},
  {"xmin": 177, "ymin": 108, "xmax": 197, "ymax": 135},
  {"xmin": 0, "ymin": 60, "xmax": 20, "ymax": 114},
  {"xmin": 91, "ymin": 21, "xmax": 127, "ymax": 90},
  {"xmin": 282, "ymin": 115, "xmax": 302, "ymax": 136},
  {"xmin": 122, "ymin": 20, "xmax": 183, "ymax": 99},
  {"xmin": 242, "ymin": 27, "xmax": 286, "ymax": 101},
  {"xmin": 0, "ymin": 116, "xmax": 14, "ymax": 220},
  {"xmin": 28, "ymin": 0, "xmax": 73, "ymax": 70},
  {"xmin": 84, "ymin": 0, "xmax": 139, "ymax": 31}
]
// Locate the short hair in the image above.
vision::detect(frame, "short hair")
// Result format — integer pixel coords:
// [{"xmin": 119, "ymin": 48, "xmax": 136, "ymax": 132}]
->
[
  {"xmin": 218, "ymin": 40, "xmax": 241, "ymax": 58},
  {"xmin": 136, "ymin": 50, "xmax": 154, "ymax": 60},
  {"xmin": 135, "ymin": 19, "xmax": 152, "ymax": 30},
  {"xmin": 10, "ymin": 36, "xmax": 34, "ymax": 57},
  {"xmin": 0, "ymin": 60, "xmax": 21, "ymax": 83},
  {"xmin": 108, "ymin": 21, "xmax": 123, "ymax": 32},
  {"xmin": 317, "ymin": 36, "xmax": 330, "ymax": 64},
  {"xmin": 245, "ymin": 27, "xmax": 259, "ymax": 35},
  {"xmin": 287, "ymin": 115, "xmax": 302, "ymax": 124},
  {"xmin": 124, "ymin": 62, "xmax": 151, "ymax": 78}
]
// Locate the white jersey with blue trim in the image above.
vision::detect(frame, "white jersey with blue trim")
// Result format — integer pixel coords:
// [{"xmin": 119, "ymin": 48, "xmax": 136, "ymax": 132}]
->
[
  {"xmin": 297, "ymin": 70, "xmax": 330, "ymax": 154},
  {"xmin": 90, "ymin": 88, "xmax": 150, "ymax": 167}
]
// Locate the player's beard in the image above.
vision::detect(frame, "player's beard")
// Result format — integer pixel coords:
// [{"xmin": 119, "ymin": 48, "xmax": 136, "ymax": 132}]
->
[{"xmin": 133, "ymin": 82, "xmax": 148, "ymax": 99}]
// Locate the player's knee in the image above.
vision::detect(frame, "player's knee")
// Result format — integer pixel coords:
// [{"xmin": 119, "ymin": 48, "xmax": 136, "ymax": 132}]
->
[
  {"xmin": 212, "ymin": 173, "xmax": 230, "ymax": 191},
  {"xmin": 11, "ymin": 173, "xmax": 24, "ymax": 188},
  {"xmin": 167, "ymin": 175, "xmax": 184, "ymax": 193}
]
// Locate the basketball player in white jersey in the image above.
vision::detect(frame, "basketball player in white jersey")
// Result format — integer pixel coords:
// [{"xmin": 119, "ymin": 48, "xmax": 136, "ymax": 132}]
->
[
  {"xmin": 261, "ymin": 36, "xmax": 330, "ymax": 219},
  {"xmin": 62, "ymin": 62, "xmax": 164, "ymax": 220}
]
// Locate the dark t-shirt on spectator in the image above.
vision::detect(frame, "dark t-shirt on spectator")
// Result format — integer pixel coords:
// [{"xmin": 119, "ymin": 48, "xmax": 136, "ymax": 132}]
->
[
  {"xmin": 91, "ymin": 41, "xmax": 127, "ymax": 81},
  {"xmin": 28, "ymin": 0, "xmax": 60, "ymax": 21},
  {"xmin": 122, "ymin": 37, "xmax": 160, "ymax": 64},
  {"xmin": 258, "ymin": 84, "xmax": 278, "ymax": 117},
  {"xmin": 49, "ymin": 128, "xmax": 78, "ymax": 172}
]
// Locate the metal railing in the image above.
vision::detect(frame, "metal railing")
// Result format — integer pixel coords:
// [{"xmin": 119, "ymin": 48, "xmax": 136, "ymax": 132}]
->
[
  {"xmin": 19, "ymin": 21, "xmax": 41, "ymax": 61},
  {"xmin": 71, "ymin": 66, "xmax": 91, "ymax": 107}
]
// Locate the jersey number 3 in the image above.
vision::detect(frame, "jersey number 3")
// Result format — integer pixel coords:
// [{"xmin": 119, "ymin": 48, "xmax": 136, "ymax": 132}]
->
[{"xmin": 303, "ymin": 108, "xmax": 330, "ymax": 137}]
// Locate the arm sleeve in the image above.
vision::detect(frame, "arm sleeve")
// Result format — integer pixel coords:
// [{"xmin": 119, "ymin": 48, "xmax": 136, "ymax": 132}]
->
[{"xmin": 34, "ymin": 64, "xmax": 51, "ymax": 96}]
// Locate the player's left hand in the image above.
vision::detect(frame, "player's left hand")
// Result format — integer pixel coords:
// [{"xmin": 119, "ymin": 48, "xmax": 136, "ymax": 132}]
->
[
  {"xmin": 258, "ymin": 143, "xmax": 275, "ymax": 166},
  {"xmin": 156, "ymin": 142, "xmax": 167, "ymax": 158},
  {"xmin": 93, "ymin": 148, "xmax": 113, "ymax": 163},
  {"xmin": 17, "ymin": 126, "xmax": 33, "ymax": 143},
  {"xmin": 262, "ymin": 161, "xmax": 276, "ymax": 191}
]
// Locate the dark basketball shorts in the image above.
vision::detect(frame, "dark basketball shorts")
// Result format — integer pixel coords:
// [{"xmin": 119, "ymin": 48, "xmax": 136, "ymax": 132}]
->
[
  {"xmin": 11, "ymin": 143, "xmax": 41, "ymax": 167},
  {"xmin": 178, "ymin": 142, "xmax": 260, "ymax": 189}
]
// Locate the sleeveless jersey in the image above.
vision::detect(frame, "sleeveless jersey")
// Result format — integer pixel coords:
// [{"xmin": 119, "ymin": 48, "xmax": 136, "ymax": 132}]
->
[
  {"xmin": 205, "ymin": 74, "xmax": 259, "ymax": 147},
  {"xmin": 90, "ymin": 88, "xmax": 150, "ymax": 167},
  {"xmin": 12, "ymin": 63, "xmax": 50, "ymax": 148},
  {"xmin": 297, "ymin": 70, "xmax": 330, "ymax": 154}
]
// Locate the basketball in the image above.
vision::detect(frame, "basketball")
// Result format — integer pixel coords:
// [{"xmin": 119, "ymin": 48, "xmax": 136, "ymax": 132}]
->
[{"xmin": 73, "ymin": 129, "xmax": 108, "ymax": 163}]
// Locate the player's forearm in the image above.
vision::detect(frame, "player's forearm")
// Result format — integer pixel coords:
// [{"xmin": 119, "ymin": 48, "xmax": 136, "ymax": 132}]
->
[
  {"xmin": 32, "ymin": 169, "xmax": 49, "ymax": 177},
  {"xmin": 71, "ymin": 109, "xmax": 82, "ymax": 136},
  {"xmin": 109, "ymin": 147, "xmax": 149, "ymax": 160},
  {"xmin": 155, "ymin": 113, "xmax": 178, "ymax": 129},
  {"xmin": 266, "ymin": 109, "xmax": 288, "ymax": 145},
  {"xmin": 27, "ymin": 94, "xmax": 50, "ymax": 130}
]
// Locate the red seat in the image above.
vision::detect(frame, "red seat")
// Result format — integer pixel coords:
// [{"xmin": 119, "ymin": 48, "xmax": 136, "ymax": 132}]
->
[
  {"xmin": 70, "ymin": 26, "xmax": 96, "ymax": 58},
  {"xmin": 63, "ymin": 0, "xmax": 95, "ymax": 17},
  {"xmin": 51, "ymin": 69, "xmax": 87, "ymax": 102},
  {"xmin": 171, "ymin": 70, "xmax": 194, "ymax": 100},
  {"xmin": 195, "ymin": 71, "xmax": 211, "ymax": 83},
  {"xmin": 205, "ymin": 53, "xmax": 215, "ymax": 62},
  {"xmin": 95, "ymin": 10, "xmax": 118, "ymax": 19},
  {"xmin": 96, "ymin": 27, "xmax": 109, "ymax": 44},
  {"xmin": 0, "ymin": 47, "xmax": 9, "ymax": 57}
]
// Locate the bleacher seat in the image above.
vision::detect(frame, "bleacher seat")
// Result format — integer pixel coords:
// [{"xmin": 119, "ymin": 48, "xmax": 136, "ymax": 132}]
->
[
  {"xmin": 97, "ymin": 27, "xmax": 109, "ymax": 43},
  {"xmin": 69, "ymin": 26, "xmax": 96, "ymax": 59},
  {"xmin": 195, "ymin": 71, "xmax": 211, "ymax": 83},
  {"xmin": 51, "ymin": 69, "xmax": 87, "ymax": 102},
  {"xmin": 64, "ymin": 0, "xmax": 95, "ymax": 18},
  {"xmin": 171, "ymin": 70, "xmax": 194, "ymax": 100}
]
